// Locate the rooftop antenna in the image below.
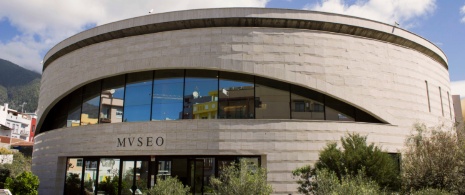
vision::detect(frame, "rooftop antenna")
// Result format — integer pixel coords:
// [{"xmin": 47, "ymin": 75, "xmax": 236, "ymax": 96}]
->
[{"xmin": 21, "ymin": 102, "xmax": 27, "ymax": 113}]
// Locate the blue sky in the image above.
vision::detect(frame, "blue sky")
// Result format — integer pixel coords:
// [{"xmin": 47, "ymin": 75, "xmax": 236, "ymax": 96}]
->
[{"xmin": 0, "ymin": 0, "xmax": 464, "ymax": 97}]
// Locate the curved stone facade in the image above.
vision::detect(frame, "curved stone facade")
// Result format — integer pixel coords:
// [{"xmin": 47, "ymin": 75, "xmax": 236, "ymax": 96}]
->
[{"xmin": 33, "ymin": 8, "xmax": 452, "ymax": 195}]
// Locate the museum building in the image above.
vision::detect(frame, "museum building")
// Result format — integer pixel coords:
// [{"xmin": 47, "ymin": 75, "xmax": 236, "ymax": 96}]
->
[{"xmin": 33, "ymin": 8, "xmax": 453, "ymax": 195}]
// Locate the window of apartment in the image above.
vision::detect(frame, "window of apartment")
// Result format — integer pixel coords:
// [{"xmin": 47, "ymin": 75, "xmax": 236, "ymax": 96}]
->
[
  {"xmin": 439, "ymin": 87, "xmax": 444, "ymax": 116},
  {"xmin": 291, "ymin": 85, "xmax": 325, "ymax": 120},
  {"xmin": 76, "ymin": 159, "xmax": 83, "ymax": 167},
  {"xmin": 100, "ymin": 75, "xmax": 125, "ymax": 123},
  {"xmin": 184, "ymin": 70, "xmax": 218, "ymax": 119},
  {"xmin": 425, "ymin": 81, "xmax": 431, "ymax": 112},
  {"xmin": 219, "ymin": 72, "xmax": 254, "ymax": 119},
  {"xmin": 255, "ymin": 77, "xmax": 290, "ymax": 119}
]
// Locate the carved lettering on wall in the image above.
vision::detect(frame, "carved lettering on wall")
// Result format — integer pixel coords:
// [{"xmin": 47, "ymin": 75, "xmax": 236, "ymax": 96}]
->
[{"xmin": 117, "ymin": 137, "xmax": 164, "ymax": 147}]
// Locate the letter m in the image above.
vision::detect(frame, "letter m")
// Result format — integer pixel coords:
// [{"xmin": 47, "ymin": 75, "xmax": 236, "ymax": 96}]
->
[{"xmin": 117, "ymin": 138, "xmax": 126, "ymax": 147}]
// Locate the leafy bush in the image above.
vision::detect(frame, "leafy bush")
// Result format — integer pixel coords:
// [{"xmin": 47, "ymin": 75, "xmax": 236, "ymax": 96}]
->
[
  {"xmin": 402, "ymin": 123, "xmax": 465, "ymax": 194},
  {"xmin": 293, "ymin": 133, "xmax": 400, "ymax": 194},
  {"xmin": 294, "ymin": 167, "xmax": 385, "ymax": 195},
  {"xmin": 410, "ymin": 188, "xmax": 452, "ymax": 195},
  {"xmin": 5, "ymin": 171, "xmax": 39, "ymax": 195},
  {"xmin": 210, "ymin": 159, "xmax": 272, "ymax": 195},
  {"xmin": 0, "ymin": 148, "xmax": 13, "ymax": 155},
  {"xmin": 0, "ymin": 152, "xmax": 31, "ymax": 178},
  {"xmin": 147, "ymin": 176, "xmax": 190, "ymax": 195},
  {"xmin": 315, "ymin": 133, "xmax": 400, "ymax": 190}
]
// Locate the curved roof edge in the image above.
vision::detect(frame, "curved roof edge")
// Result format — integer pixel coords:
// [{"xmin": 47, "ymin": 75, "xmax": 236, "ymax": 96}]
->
[{"xmin": 42, "ymin": 7, "xmax": 448, "ymax": 71}]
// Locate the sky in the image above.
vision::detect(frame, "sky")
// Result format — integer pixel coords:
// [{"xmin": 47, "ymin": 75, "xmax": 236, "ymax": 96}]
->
[{"xmin": 0, "ymin": 0, "xmax": 464, "ymax": 97}]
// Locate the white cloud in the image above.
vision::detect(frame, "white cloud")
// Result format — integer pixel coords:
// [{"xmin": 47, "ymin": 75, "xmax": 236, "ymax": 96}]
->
[
  {"xmin": 451, "ymin": 80, "xmax": 465, "ymax": 99},
  {"xmin": 304, "ymin": 0, "xmax": 436, "ymax": 27},
  {"xmin": 461, "ymin": 5, "xmax": 465, "ymax": 23},
  {"xmin": 0, "ymin": 0, "xmax": 269, "ymax": 73}
]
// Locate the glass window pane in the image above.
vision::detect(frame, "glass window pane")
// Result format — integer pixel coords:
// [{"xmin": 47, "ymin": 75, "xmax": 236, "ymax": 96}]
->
[
  {"xmin": 291, "ymin": 85, "xmax": 324, "ymax": 120},
  {"xmin": 157, "ymin": 160, "xmax": 172, "ymax": 179},
  {"xmin": 121, "ymin": 161, "xmax": 135, "ymax": 195},
  {"xmin": 97, "ymin": 158, "xmax": 120, "ymax": 195},
  {"xmin": 184, "ymin": 70, "xmax": 218, "ymax": 119},
  {"xmin": 65, "ymin": 158, "xmax": 83, "ymax": 195},
  {"xmin": 152, "ymin": 70, "xmax": 184, "ymax": 121},
  {"xmin": 325, "ymin": 96, "xmax": 355, "ymax": 121},
  {"xmin": 219, "ymin": 72, "xmax": 254, "ymax": 119},
  {"xmin": 67, "ymin": 89, "xmax": 82, "ymax": 127},
  {"xmin": 100, "ymin": 75, "xmax": 125, "ymax": 124},
  {"xmin": 135, "ymin": 160, "xmax": 149, "ymax": 193},
  {"xmin": 255, "ymin": 77, "xmax": 290, "ymax": 119},
  {"xmin": 81, "ymin": 81, "xmax": 101, "ymax": 126},
  {"xmin": 83, "ymin": 160, "xmax": 98, "ymax": 195},
  {"xmin": 124, "ymin": 71, "xmax": 153, "ymax": 122}
]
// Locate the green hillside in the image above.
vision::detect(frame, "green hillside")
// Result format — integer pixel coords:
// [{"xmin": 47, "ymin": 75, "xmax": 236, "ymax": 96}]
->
[{"xmin": 0, "ymin": 59, "xmax": 41, "ymax": 112}]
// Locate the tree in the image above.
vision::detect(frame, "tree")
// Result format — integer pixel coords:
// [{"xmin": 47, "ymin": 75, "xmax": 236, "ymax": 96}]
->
[
  {"xmin": 402, "ymin": 123, "xmax": 465, "ymax": 194},
  {"xmin": 210, "ymin": 159, "xmax": 273, "ymax": 195},
  {"xmin": 5, "ymin": 171, "xmax": 39, "ymax": 195},
  {"xmin": 147, "ymin": 176, "xmax": 190, "ymax": 195},
  {"xmin": 293, "ymin": 133, "xmax": 400, "ymax": 194},
  {"xmin": 0, "ymin": 151, "xmax": 32, "ymax": 178}
]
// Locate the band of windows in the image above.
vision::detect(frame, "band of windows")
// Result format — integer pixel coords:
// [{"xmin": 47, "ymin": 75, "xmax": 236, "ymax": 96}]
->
[{"xmin": 40, "ymin": 69, "xmax": 383, "ymax": 133}]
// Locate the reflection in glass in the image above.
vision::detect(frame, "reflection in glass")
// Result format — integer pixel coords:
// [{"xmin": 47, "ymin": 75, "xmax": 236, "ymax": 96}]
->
[
  {"xmin": 219, "ymin": 72, "xmax": 254, "ymax": 119},
  {"xmin": 121, "ymin": 161, "xmax": 135, "ymax": 195},
  {"xmin": 189, "ymin": 159, "xmax": 204, "ymax": 194},
  {"xmin": 135, "ymin": 161, "xmax": 149, "ymax": 193},
  {"xmin": 255, "ymin": 78, "xmax": 290, "ymax": 119},
  {"xmin": 325, "ymin": 96, "xmax": 355, "ymax": 121},
  {"xmin": 100, "ymin": 75, "xmax": 125, "ymax": 123},
  {"xmin": 291, "ymin": 85, "xmax": 324, "ymax": 120},
  {"xmin": 65, "ymin": 158, "xmax": 83, "ymax": 195},
  {"xmin": 152, "ymin": 70, "xmax": 184, "ymax": 120},
  {"xmin": 97, "ymin": 158, "xmax": 120, "ymax": 195},
  {"xmin": 201, "ymin": 158, "xmax": 215, "ymax": 193},
  {"xmin": 157, "ymin": 160, "xmax": 172, "ymax": 180},
  {"xmin": 184, "ymin": 70, "xmax": 218, "ymax": 119},
  {"xmin": 67, "ymin": 89, "xmax": 82, "ymax": 127},
  {"xmin": 83, "ymin": 160, "xmax": 98, "ymax": 195},
  {"xmin": 50, "ymin": 98, "xmax": 68, "ymax": 130},
  {"xmin": 124, "ymin": 72, "xmax": 153, "ymax": 122},
  {"xmin": 81, "ymin": 81, "xmax": 101, "ymax": 126}
]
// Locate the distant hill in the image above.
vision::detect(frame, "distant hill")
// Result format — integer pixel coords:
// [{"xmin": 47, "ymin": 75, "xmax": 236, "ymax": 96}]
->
[{"xmin": 0, "ymin": 59, "xmax": 41, "ymax": 112}]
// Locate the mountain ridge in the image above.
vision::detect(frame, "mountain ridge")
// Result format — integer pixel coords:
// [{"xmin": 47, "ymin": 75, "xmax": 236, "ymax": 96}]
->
[{"xmin": 0, "ymin": 58, "xmax": 41, "ymax": 112}]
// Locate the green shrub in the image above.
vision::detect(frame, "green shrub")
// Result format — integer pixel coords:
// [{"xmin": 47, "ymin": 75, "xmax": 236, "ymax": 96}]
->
[
  {"xmin": 316, "ymin": 133, "xmax": 399, "ymax": 190},
  {"xmin": 311, "ymin": 168, "xmax": 385, "ymax": 195},
  {"xmin": 5, "ymin": 171, "xmax": 39, "ymax": 195},
  {"xmin": 147, "ymin": 176, "xmax": 190, "ymax": 195},
  {"xmin": 0, "ymin": 152, "xmax": 31, "ymax": 178},
  {"xmin": 402, "ymin": 123, "xmax": 465, "ymax": 194},
  {"xmin": 210, "ymin": 159, "xmax": 272, "ymax": 195},
  {"xmin": 410, "ymin": 188, "xmax": 452, "ymax": 195},
  {"xmin": 293, "ymin": 133, "xmax": 400, "ymax": 194}
]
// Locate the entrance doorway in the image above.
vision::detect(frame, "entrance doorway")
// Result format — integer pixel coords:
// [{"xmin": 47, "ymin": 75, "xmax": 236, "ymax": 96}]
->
[{"xmin": 156, "ymin": 156, "xmax": 258, "ymax": 195}]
